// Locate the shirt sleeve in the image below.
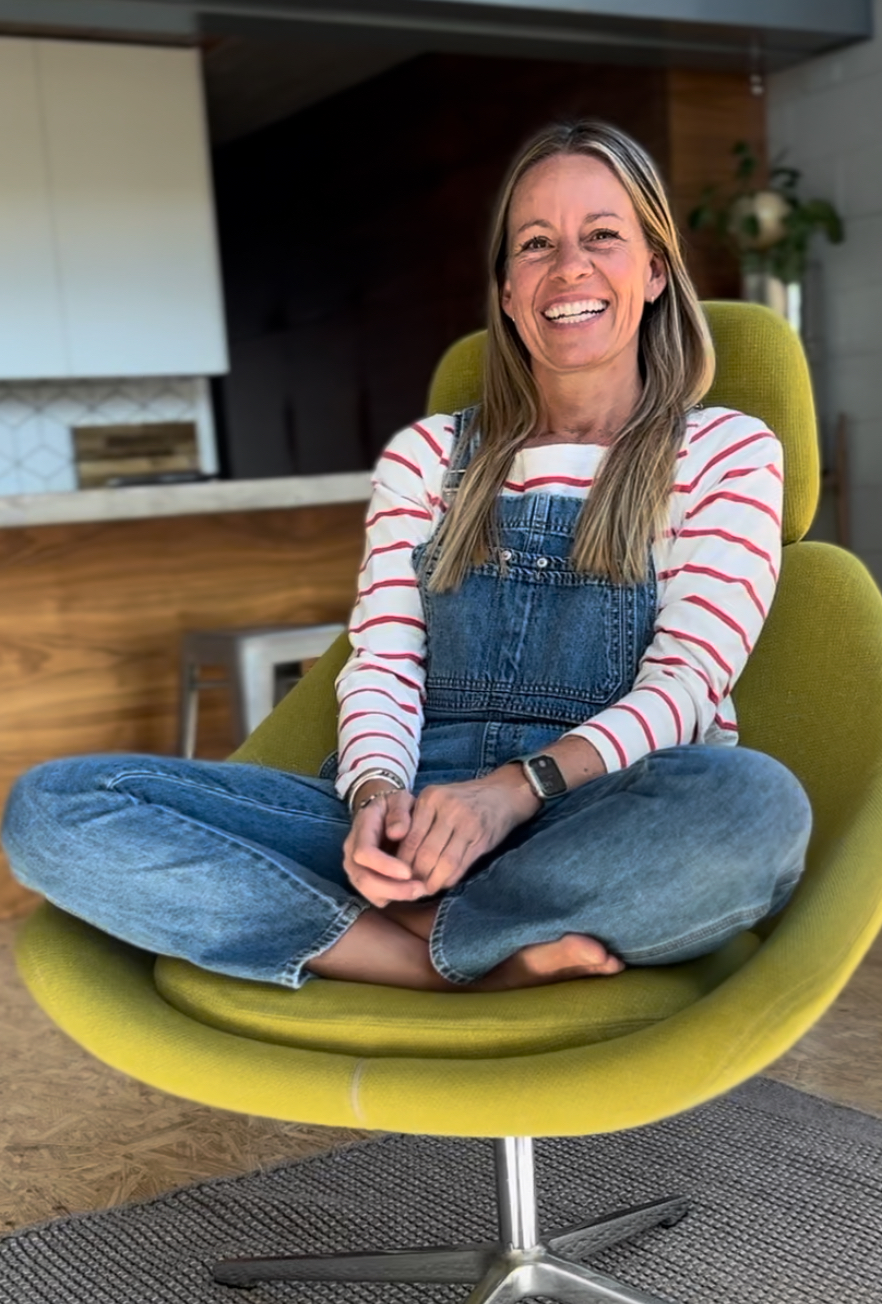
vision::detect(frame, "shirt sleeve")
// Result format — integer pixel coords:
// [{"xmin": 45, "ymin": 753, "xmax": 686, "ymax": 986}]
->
[
  {"xmin": 333, "ymin": 416, "xmax": 453, "ymax": 801},
  {"xmin": 565, "ymin": 411, "xmax": 784, "ymax": 773}
]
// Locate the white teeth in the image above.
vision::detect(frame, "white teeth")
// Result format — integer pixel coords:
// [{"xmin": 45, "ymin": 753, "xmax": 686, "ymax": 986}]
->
[{"xmin": 543, "ymin": 299, "xmax": 607, "ymax": 321}]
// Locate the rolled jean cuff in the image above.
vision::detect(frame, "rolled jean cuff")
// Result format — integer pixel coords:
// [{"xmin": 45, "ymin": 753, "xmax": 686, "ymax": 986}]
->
[
  {"xmin": 428, "ymin": 888, "xmax": 480, "ymax": 986},
  {"xmin": 279, "ymin": 897, "xmax": 370, "ymax": 989}
]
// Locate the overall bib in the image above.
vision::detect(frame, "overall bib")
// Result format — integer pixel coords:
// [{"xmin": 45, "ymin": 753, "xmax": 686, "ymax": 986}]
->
[{"xmin": 2, "ymin": 416, "xmax": 813, "ymax": 989}]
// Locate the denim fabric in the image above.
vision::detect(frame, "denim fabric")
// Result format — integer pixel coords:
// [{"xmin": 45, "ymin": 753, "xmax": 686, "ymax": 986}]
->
[
  {"xmin": 414, "ymin": 494, "xmax": 657, "ymax": 729},
  {"xmin": 1, "ymin": 412, "xmax": 813, "ymax": 988}
]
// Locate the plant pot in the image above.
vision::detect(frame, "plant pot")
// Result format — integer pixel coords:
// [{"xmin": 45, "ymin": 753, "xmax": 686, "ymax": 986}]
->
[{"xmin": 741, "ymin": 271, "xmax": 801, "ymax": 335}]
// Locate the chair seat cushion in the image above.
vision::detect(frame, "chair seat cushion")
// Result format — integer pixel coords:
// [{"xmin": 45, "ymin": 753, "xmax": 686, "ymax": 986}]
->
[{"xmin": 154, "ymin": 931, "xmax": 759, "ymax": 1059}]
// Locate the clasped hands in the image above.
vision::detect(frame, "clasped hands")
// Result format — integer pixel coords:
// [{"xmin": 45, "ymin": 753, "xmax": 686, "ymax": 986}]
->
[{"xmin": 342, "ymin": 772, "xmax": 541, "ymax": 908}]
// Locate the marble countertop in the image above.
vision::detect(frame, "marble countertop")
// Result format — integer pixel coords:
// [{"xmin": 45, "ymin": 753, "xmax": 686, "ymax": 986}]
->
[{"xmin": 0, "ymin": 472, "xmax": 373, "ymax": 528}]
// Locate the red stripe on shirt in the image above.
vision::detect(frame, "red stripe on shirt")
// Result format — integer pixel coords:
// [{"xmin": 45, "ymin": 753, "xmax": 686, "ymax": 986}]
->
[
  {"xmin": 582, "ymin": 721, "xmax": 628, "ymax": 769},
  {"xmin": 683, "ymin": 593, "xmax": 753, "ymax": 654},
  {"xmin": 381, "ymin": 449, "xmax": 423, "ymax": 478},
  {"xmin": 339, "ymin": 730, "xmax": 417, "ymax": 768},
  {"xmin": 655, "ymin": 625, "xmax": 734, "ymax": 678},
  {"xmin": 689, "ymin": 411, "xmax": 740, "ymax": 443},
  {"xmin": 677, "ymin": 528, "xmax": 778, "ymax": 579},
  {"xmin": 359, "ymin": 539, "xmax": 415, "ymax": 572},
  {"xmin": 657, "ymin": 563, "xmax": 767, "ymax": 619},
  {"xmin": 370, "ymin": 664, "xmax": 424, "ymax": 694},
  {"xmin": 713, "ymin": 714, "xmax": 739, "ymax": 732},
  {"xmin": 344, "ymin": 751, "xmax": 410, "ymax": 775},
  {"xmin": 642, "ymin": 655, "xmax": 720, "ymax": 704},
  {"xmin": 338, "ymin": 709, "xmax": 417, "ymax": 741},
  {"xmin": 365, "ymin": 505, "xmax": 432, "ymax": 529},
  {"xmin": 719, "ymin": 462, "xmax": 782, "ymax": 485},
  {"xmin": 610, "ymin": 702, "xmax": 657, "ymax": 750},
  {"xmin": 686, "ymin": 491, "xmax": 781, "ymax": 528},
  {"xmin": 356, "ymin": 577, "xmax": 419, "ymax": 600},
  {"xmin": 338, "ymin": 685, "xmax": 420, "ymax": 716},
  {"xmin": 350, "ymin": 614, "xmax": 426, "ymax": 636},
  {"xmin": 671, "ymin": 433, "xmax": 773, "ymax": 493},
  {"xmin": 411, "ymin": 421, "xmax": 445, "ymax": 460},
  {"xmin": 639, "ymin": 683, "xmax": 684, "ymax": 742},
  {"xmin": 375, "ymin": 650, "xmax": 426, "ymax": 665},
  {"xmin": 503, "ymin": 474, "xmax": 595, "ymax": 492}
]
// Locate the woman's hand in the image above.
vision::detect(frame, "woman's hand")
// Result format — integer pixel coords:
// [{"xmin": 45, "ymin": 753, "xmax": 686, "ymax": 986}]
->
[
  {"xmin": 393, "ymin": 771, "xmax": 541, "ymax": 898},
  {"xmin": 343, "ymin": 790, "xmax": 425, "ymax": 908}
]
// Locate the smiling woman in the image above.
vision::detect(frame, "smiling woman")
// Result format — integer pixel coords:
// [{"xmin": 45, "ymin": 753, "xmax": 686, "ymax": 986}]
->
[
  {"xmin": 2, "ymin": 121, "xmax": 813, "ymax": 998},
  {"xmin": 502, "ymin": 155, "xmax": 667, "ymax": 418}
]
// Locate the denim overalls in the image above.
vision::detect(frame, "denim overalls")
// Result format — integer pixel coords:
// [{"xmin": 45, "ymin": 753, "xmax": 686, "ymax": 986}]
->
[{"xmin": 2, "ymin": 412, "xmax": 813, "ymax": 989}]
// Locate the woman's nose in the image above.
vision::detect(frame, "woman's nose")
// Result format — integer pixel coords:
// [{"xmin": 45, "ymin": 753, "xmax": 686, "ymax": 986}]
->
[{"xmin": 550, "ymin": 238, "xmax": 593, "ymax": 279}]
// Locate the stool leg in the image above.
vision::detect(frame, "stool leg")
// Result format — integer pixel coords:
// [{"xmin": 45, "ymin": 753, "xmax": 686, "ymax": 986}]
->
[
  {"xmin": 178, "ymin": 657, "xmax": 200, "ymax": 759},
  {"xmin": 234, "ymin": 640, "xmax": 277, "ymax": 741}
]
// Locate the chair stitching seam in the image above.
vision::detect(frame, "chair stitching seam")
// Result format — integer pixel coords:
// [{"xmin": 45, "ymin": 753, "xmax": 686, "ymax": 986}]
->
[{"xmin": 350, "ymin": 1058, "xmax": 368, "ymax": 1125}]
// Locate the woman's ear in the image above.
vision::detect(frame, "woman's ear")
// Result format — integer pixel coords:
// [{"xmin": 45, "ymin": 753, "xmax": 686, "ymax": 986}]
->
[
  {"xmin": 647, "ymin": 253, "xmax": 667, "ymax": 304},
  {"xmin": 501, "ymin": 278, "xmax": 513, "ymax": 319}
]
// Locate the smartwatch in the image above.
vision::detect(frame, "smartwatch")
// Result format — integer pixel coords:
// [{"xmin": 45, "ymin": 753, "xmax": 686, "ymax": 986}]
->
[{"xmin": 519, "ymin": 753, "xmax": 568, "ymax": 801}]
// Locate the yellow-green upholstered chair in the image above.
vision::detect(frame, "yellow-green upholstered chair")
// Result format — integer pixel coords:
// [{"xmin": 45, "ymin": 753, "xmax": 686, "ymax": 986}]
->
[{"xmin": 15, "ymin": 302, "xmax": 882, "ymax": 1303}]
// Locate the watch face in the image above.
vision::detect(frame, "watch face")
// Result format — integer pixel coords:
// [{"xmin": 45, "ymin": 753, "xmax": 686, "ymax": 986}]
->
[{"xmin": 527, "ymin": 754, "xmax": 568, "ymax": 798}]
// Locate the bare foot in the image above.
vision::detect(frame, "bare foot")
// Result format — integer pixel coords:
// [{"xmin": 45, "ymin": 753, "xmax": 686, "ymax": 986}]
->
[{"xmin": 473, "ymin": 933, "xmax": 625, "ymax": 992}]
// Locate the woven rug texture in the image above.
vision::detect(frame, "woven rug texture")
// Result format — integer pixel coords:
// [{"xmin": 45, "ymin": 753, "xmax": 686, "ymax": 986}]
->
[{"xmin": 1, "ymin": 1077, "xmax": 880, "ymax": 1304}]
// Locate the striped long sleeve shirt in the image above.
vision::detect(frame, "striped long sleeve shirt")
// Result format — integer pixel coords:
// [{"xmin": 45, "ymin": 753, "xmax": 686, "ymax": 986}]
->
[{"xmin": 333, "ymin": 406, "xmax": 783, "ymax": 801}]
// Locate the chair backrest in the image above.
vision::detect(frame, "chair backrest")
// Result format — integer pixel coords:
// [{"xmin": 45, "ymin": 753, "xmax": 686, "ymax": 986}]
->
[
  {"xmin": 426, "ymin": 301, "xmax": 819, "ymax": 546},
  {"xmin": 235, "ymin": 303, "xmax": 882, "ymax": 897}
]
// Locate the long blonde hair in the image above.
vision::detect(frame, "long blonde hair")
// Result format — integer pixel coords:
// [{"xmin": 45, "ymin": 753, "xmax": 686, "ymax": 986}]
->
[{"xmin": 427, "ymin": 119, "xmax": 715, "ymax": 591}]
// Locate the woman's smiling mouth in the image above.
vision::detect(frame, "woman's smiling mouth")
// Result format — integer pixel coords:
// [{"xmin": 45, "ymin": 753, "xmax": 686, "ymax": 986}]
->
[{"xmin": 542, "ymin": 298, "xmax": 608, "ymax": 324}]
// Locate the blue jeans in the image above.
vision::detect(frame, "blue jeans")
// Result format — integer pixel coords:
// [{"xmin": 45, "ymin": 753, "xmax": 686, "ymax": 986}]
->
[{"xmin": 1, "ymin": 728, "xmax": 812, "ymax": 988}]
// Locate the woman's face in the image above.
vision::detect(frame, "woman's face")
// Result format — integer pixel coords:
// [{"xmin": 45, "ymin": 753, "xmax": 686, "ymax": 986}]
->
[{"xmin": 501, "ymin": 152, "xmax": 667, "ymax": 385}]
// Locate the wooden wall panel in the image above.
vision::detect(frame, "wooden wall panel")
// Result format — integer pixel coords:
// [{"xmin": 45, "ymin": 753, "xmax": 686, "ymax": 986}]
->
[
  {"xmin": 0, "ymin": 505, "xmax": 365, "ymax": 915},
  {"xmin": 665, "ymin": 69, "xmax": 768, "ymax": 300}
]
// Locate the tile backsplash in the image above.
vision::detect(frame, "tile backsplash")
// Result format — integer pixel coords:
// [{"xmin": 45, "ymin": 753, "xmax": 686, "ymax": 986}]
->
[{"xmin": 0, "ymin": 377, "xmax": 218, "ymax": 495}]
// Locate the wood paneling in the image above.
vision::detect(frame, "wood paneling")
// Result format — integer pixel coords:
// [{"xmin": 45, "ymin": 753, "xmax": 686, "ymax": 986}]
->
[
  {"xmin": 213, "ymin": 54, "xmax": 766, "ymax": 476},
  {"xmin": 665, "ymin": 69, "xmax": 767, "ymax": 301},
  {"xmin": 0, "ymin": 505, "xmax": 365, "ymax": 915}
]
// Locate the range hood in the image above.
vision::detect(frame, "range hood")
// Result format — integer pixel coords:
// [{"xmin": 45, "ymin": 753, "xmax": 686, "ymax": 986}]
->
[{"xmin": 0, "ymin": 0, "xmax": 872, "ymax": 71}]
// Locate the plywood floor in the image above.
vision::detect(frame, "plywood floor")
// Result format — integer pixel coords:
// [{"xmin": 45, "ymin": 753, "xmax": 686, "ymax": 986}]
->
[{"xmin": 2, "ymin": 914, "xmax": 881, "ymax": 1238}]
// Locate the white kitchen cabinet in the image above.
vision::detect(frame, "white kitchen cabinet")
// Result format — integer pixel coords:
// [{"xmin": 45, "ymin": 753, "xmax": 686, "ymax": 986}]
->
[
  {"xmin": 0, "ymin": 38, "xmax": 228, "ymax": 380},
  {"xmin": 0, "ymin": 40, "xmax": 68, "ymax": 378}
]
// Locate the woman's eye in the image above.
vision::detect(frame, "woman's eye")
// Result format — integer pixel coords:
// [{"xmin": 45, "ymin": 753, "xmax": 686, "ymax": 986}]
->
[
  {"xmin": 520, "ymin": 235, "xmax": 550, "ymax": 252},
  {"xmin": 589, "ymin": 229, "xmax": 619, "ymax": 242}
]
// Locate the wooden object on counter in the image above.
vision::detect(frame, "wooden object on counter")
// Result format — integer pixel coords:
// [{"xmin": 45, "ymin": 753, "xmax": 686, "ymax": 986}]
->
[
  {"xmin": 73, "ymin": 421, "xmax": 200, "ymax": 489},
  {"xmin": 0, "ymin": 502, "xmax": 365, "ymax": 917}
]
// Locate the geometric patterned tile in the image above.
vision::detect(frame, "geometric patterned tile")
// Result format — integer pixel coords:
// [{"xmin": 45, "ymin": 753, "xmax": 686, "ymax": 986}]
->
[
  {"xmin": 21, "ymin": 444, "xmax": 68, "ymax": 478},
  {"xmin": 0, "ymin": 376, "xmax": 213, "ymax": 495}
]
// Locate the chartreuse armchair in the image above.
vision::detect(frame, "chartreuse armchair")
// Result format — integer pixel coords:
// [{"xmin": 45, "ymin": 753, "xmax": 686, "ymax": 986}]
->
[{"xmin": 15, "ymin": 303, "xmax": 882, "ymax": 1304}]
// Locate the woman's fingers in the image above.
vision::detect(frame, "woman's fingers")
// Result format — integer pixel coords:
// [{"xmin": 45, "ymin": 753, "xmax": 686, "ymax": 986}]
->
[
  {"xmin": 394, "ymin": 794, "xmax": 440, "ymax": 868},
  {"xmin": 344, "ymin": 792, "xmax": 415, "ymax": 883},
  {"xmin": 419, "ymin": 831, "xmax": 477, "ymax": 896},
  {"xmin": 383, "ymin": 790, "xmax": 414, "ymax": 843},
  {"xmin": 347, "ymin": 862, "xmax": 429, "ymax": 908}
]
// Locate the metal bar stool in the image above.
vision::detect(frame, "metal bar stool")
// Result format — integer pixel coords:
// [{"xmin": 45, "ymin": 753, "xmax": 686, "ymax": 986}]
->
[{"xmin": 178, "ymin": 623, "xmax": 346, "ymax": 758}]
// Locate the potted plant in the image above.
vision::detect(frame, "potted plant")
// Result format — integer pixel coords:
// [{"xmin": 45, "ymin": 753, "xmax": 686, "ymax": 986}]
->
[{"xmin": 689, "ymin": 142, "xmax": 844, "ymax": 334}]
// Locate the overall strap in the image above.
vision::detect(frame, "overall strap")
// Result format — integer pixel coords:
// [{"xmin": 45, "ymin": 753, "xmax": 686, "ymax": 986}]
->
[{"xmin": 441, "ymin": 404, "xmax": 481, "ymax": 504}]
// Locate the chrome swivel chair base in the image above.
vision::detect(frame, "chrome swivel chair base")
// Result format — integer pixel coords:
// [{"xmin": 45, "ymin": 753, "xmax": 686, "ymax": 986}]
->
[{"xmin": 214, "ymin": 1137, "xmax": 689, "ymax": 1303}]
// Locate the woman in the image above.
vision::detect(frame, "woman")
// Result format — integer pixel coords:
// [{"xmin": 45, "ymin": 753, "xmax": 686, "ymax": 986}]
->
[{"xmin": 2, "ymin": 121, "xmax": 812, "ymax": 994}]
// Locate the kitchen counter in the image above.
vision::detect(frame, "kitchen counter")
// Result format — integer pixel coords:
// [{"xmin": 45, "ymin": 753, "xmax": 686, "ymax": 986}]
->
[{"xmin": 0, "ymin": 471, "xmax": 373, "ymax": 528}]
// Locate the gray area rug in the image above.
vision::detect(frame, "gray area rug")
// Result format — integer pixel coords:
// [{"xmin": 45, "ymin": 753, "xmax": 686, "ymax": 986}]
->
[{"xmin": 1, "ymin": 1077, "xmax": 881, "ymax": 1304}]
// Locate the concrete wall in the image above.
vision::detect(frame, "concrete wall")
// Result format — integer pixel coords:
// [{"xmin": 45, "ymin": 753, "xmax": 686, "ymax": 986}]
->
[{"xmin": 768, "ymin": 0, "xmax": 882, "ymax": 573}]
